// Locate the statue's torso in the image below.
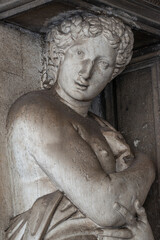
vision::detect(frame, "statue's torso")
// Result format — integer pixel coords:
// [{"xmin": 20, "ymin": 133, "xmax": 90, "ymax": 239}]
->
[{"xmin": 7, "ymin": 89, "xmax": 131, "ymax": 216}]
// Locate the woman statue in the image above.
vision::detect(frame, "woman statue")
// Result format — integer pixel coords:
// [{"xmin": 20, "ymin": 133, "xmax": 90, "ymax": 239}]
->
[{"xmin": 6, "ymin": 11, "xmax": 155, "ymax": 240}]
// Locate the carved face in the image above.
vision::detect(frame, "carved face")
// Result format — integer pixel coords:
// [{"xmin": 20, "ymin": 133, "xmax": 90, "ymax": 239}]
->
[{"xmin": 56, "ymin": 35, "xmax": 117, "ymax": 101}]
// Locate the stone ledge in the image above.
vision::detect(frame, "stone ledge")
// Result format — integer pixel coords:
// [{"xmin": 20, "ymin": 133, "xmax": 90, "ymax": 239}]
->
[
  {"xmin": 0, "ymin": 0, "xmax": 54, "ymax": 18},
  {"xmin": 0, "ymin": 0, "xmax": 160, "ymax": 37}
]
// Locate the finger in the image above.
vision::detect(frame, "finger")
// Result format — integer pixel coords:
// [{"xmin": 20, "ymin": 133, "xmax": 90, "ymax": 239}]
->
[
  {"xmin": 99, "ymin": 228, "xmax": 133, "ymax": 239},
  {"xmin": 134, "ymin": 200, "xmax": 147, "ymax": 223},
  {"xmin": 114, "ymin": 203, "xmax": 136, "ymax": 226}
]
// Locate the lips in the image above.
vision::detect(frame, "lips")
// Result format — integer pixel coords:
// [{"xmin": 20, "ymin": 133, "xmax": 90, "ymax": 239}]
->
[{"xmin": 75, "ymin": 79, "xmax": 89, "ymax": 90}]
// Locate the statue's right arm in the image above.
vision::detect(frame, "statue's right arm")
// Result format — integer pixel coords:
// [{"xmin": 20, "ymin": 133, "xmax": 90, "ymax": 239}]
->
[{"xmin": 8, "ymin": 96, "xmax": 155, "ymax": 228}]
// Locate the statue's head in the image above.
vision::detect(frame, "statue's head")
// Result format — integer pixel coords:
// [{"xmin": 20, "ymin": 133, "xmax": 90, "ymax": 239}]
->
[{"xmin": 42, "ymin": 11, "xmax": 133, "ymax": 100}]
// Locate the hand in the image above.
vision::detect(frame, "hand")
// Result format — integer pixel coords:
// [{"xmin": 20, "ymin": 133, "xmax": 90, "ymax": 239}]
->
[{"xmin": 114, "ymin": 200, "xmax": 155, "ymax": 240}]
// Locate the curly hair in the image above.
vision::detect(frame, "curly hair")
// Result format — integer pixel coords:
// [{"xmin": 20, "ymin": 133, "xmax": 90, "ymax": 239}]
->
[{"xmin": 42, "ymin": 11, "xmax": 134, "ymax": 89}]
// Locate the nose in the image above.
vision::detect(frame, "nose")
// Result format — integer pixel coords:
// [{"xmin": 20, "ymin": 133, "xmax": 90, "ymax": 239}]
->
[{"xmin": 78, "ymin": 59, "xmax": 94, "ymax": 80}]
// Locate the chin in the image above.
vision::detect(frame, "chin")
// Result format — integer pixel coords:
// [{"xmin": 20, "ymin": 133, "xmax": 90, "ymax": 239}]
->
[
  {"xmin": 71, "ymin": 90, "xmax": 97, "ymax": 102},
  {"xmin": 73, "ymin": 94, "xmax": 93, "ymax": 102}
]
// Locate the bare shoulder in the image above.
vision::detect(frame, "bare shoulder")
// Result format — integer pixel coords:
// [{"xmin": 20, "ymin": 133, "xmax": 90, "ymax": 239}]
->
[
  {"xmin": 6, "ymin": 91, "xmax": 71, "ymax": 151},
  {"xmin": 7, "ymin": 90, "xmax": 64, "ymax": 130}
]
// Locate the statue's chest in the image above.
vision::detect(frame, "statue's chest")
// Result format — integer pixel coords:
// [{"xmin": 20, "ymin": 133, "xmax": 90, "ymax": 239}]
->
[
  {"xmin": 70, "ymin": 115, "xmax": 116, "ymax": 173},
  {"xmin": 72, "ymin": 115, "xmax": 106, "ymax": 144}
]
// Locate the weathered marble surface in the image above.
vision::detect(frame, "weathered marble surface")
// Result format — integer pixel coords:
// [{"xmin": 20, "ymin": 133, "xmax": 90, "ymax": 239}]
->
[{"xmin": 5, "ymin": 12, "xmax": 155, "ymax": 240}]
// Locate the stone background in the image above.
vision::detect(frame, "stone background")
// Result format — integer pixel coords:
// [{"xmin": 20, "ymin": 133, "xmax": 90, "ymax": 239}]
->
[{"xmin": 0, "ymin": 22, "xmax": 42, "ymax": 239}]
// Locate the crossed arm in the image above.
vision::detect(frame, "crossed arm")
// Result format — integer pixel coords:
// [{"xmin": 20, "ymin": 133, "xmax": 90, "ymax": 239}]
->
[
  {"xmin": 10, "ymin": 95, "xmax": 155, "ymax": 228},
  {"xmin": 25, "ymin": 111, "xmax": 155, "ymax": 227}
]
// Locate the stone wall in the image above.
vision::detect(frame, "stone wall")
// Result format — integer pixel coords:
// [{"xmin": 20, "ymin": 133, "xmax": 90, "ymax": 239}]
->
[
  {"xmin": 0, "ymin": 22, "xmax": 42, "ymax": 239},
  {"xmin": 107, "ymin": 52, "xmax": 160, "ymax": 239}
]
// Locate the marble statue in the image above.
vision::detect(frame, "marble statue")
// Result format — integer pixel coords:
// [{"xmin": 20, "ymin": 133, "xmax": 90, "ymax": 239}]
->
[{"xmin": 6, "ymin": 11, "xmax": 155, "ymax": 240}]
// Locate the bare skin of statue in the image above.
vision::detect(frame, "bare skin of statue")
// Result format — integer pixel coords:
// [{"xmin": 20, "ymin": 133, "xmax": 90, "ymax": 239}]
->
[{"xmin": 6, "ymin": 12, "xmax": 155, "ymax": 240}]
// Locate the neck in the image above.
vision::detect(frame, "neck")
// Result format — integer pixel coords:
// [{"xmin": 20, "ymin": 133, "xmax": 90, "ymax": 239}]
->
[{"xmin": 54, "ymin": 84, "xmax": 91, "ymax": 117}]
